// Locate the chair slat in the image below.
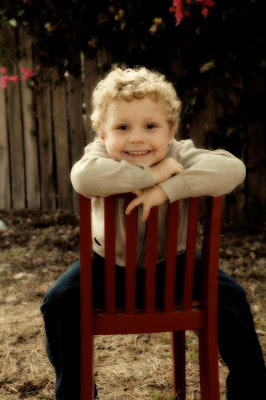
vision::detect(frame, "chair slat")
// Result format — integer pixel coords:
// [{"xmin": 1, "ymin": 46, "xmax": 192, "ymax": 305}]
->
[
  {"xmin": 145, "ymin": 207, "xmax": 158, "ymax": 313},
  {"xmin": 104, "ymin": 197, "xmax": 116, "ymax": 314},
  {"xmin": 200, "ymin": 196, "xmax": 223, "ymax": 310},
  {"xmin": 93, "ymin": 310, "xmax": 204, "ymax": 335},
  {"xmin": 199, "ymin": 197, "xmax": 223, "ymax": 400},
  {"xmin": 79, "ymin": 195, "xmax": 94, "ymax": 399},
  {"xmin": 125, "ymin": 197, "xmax": 137, "ymax": 314},
  {"xmin": 164, "ymin": 201, "xmax": 179, "ymax": 312},
  {"xmin": 182, "ymin": 197, "xmax": 200, "ymax": 311}
]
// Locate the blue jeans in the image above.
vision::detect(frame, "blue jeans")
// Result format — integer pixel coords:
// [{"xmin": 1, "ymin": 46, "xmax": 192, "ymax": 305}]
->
[{"xmin": 41, "ymin": 252, "xmax": 266, "ymax": 399}]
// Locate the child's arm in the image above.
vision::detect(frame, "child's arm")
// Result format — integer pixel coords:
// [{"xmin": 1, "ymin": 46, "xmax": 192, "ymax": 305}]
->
[
  {"xmin": 158, "ymin": 139, "xmax": 246, "ymax": 203},
  {"xmin": 126, "ymin": 139, "xmax": 246, "ymax": 220},
  {"xmin": 70, "ymin": 137, "xmax": 182, "ymax": 197},
  {"xmin": 71, "ymin": 137, "xmax": 154, "ymax": 197}
]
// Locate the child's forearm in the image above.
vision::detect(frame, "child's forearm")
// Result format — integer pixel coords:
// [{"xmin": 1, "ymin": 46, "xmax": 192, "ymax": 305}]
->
[
  {"xmin": 70, "ymin": 139, "xmax": 155, "ymax": 197},
  {"xmin": 159, "ymin": 154, "xmax": 246, "ymax": 203}
]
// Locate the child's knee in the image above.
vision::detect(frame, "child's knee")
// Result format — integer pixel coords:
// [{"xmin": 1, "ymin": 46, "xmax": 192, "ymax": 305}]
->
[
  {"xmin": 40, "ymin": 279, "xmax": 80, "ymax": 316},
  {"xmin": 41, "ymin": 283, "xmax": 62, "ymax": 307},
  {"xmin": 218, "ymin": 269, "xmax": 247, "ymax": 305},
  {"xmin": 40, "ymin": 285, "xmax": 80, "ymax": 326},
  {"xmin": 40, "ymin": 285, "xmax": 63, "ymax": 316},
  {"xmin": 41, "ymin": 261, "xmax": 80, "ymax": 311}
]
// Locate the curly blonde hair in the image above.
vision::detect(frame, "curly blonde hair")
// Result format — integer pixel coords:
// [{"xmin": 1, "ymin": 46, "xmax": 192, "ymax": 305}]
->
[{"xmin": 91, "ymin": 67, "xmax": 182, "ymax": 136}]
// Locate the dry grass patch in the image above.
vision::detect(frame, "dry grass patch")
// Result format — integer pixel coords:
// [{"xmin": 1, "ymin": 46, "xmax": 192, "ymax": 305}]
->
[{"xmin": 0, "ymin": 210, "xmax": 264, "ymax": 399}]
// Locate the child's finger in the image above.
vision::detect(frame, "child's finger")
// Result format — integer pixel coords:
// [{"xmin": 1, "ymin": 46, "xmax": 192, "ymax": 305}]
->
[
  {"xmin": 142, "ymin": 204, "xmax": 151, "ymax": 221},
  {"xmin": 125, "ymin": 197, "xmax": 142, "ymax": 215}
]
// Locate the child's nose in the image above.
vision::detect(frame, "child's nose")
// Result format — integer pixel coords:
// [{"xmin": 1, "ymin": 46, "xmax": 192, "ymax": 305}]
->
[{"xmin": 129, "ymin": 130, "xmax": 144, "ymax": 143}]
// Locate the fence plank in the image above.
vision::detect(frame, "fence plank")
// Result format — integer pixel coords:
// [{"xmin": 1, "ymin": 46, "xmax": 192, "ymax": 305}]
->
[
  {"xmin": 5, "ymin": 27, "xmax": 25, "ymax": 208},
  {"xmin": 36, "ymin": 78, "xmax": 56, "ymax": 210},
  {"xmin": 52, "ymin": 70, "xmax": 72, "ymax": 211},
  {"xmin": 83, "ymin": 56, "xmax": 99, "ymax": 144},
  {"xmin": 19, "ymin": 30, "xmax": 40, "ymax": 209},
  {"xmin": 0, "ymin": 87, "xmax": 11, "ymax": 209},
  {"xmin": 67, "ymin": 64, "xmax": 85, "ymax": 213}
]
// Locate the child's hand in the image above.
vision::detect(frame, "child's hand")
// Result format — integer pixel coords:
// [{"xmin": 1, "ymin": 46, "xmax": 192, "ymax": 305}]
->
[
  {"xmin": 125, "ymin": 186, "xmax": 168, "ymax": 221},
  {"xmin": 149, "ymin": 158, "xmax": 183, "ymax": 184}
]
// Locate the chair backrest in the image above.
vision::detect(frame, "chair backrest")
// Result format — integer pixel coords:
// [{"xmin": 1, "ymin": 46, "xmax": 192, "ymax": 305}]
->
[{"xmin": 79, "ymin": 194, "xmax": 223, "ymax": 319}]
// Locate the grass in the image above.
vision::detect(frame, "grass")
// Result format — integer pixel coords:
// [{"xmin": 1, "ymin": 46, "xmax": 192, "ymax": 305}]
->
[{"xmin": 0, "ymin": 210, "xmax": 265, "ymax": 399}]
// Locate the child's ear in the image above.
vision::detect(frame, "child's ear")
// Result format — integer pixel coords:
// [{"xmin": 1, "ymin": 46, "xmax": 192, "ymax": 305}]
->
[
  {"xmin": 100, "ymin": 135, "xmax": 105, "ymax": 146},
  {"xmin": 168, "ymin": 124, "xmax": 177, "ymax": 144},
  {"xmin": 168, "ymin": 134, "xmax": 174, "ymax": 145}
]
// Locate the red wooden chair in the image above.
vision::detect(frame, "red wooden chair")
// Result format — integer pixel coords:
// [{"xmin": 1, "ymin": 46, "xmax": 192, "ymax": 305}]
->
[{"xmin": 79, "ymin": 193, "xmax": 223, "ymax": 400}]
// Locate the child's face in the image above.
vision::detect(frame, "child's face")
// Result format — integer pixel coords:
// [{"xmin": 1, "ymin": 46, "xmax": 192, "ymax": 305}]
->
[{"xmin": 100, "ymin": 96, "xmax": 175, "ymax": 167}]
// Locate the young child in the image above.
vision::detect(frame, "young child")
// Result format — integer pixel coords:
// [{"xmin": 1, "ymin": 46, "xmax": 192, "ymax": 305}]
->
[{"xmin": 41, "ymin": 67, "xmax": 265, "ymax": 400}]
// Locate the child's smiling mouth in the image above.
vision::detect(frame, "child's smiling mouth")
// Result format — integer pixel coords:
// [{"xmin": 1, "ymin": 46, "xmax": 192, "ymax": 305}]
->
[{"xmin": 125, "ymin": 150, "xmax": 152, "ymax": 156}]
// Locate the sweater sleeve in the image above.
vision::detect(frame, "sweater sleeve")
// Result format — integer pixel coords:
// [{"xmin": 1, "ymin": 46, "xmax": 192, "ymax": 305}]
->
[
  {"xmin": 159, "ymin": 139, "xmax": 246, "ymax": 202},
  {"xmin": 70, "ymin": 137, "xmax": 155, "ymax": 197}
]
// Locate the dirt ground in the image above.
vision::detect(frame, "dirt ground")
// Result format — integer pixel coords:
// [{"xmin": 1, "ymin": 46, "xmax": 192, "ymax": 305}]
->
[{"xmin": 0, "ymin": 209, "xmax": 265, "ymax": 400}]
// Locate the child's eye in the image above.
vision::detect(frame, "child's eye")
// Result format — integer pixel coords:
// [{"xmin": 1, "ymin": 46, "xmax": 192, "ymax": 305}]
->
[
  {"xmin": 146, "ymin": 124, "xmax": 157, "ymax": 130},
  {"xmin": 117, "ymin": 125, "xmax": 128, "ymax": 130}
]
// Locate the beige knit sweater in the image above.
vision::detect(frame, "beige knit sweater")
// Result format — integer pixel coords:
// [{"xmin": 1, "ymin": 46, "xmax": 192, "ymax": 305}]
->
[{"xmin": 71, "ymin": 137, "xmax": 246, "ymax": 268}]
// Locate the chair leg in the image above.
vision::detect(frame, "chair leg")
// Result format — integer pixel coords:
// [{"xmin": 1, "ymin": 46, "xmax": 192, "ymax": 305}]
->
[
  {"xmin": 171, "ymin": 331, "xmax": 186, "ymax": 400},
  {"xmin": 199, "ymin": 329, "xmax": 220, "ymax": 400},
  {"xmin": 81, "ymin": 334, "xmax": 95, "ymax": 400}
]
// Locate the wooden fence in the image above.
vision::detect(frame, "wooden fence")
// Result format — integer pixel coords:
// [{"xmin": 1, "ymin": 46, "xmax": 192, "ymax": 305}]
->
[
  {"xmin": 0, "ymin": 28, "xmax": 103, "ymax": 214},
  {"xmin": 0, "ymin": 29, "xmax": 265, "ymax": 225}
]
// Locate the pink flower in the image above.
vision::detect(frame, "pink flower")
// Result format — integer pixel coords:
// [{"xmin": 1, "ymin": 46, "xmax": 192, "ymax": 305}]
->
[
  {"xmin": 20, "ymin": 68, "xmax": 34, "ymax": 80},
  {"xmin": 26, "ymin": 69, "xmax": 34, "ymax": 79},
  {"xmin": 201, "ymin": 7, "xmax": 210, "ymax": 18},
  {"xmin": 173, "ymin": 0, "xmax": 184, "ymax": 26},
  {"xmin": 1, "ymin": 76, "xmax": 8, "ymax": 88},
  {"xmin": 170, "ymin": 0, "xmax": 215, "ymax": 25},
  {"xmin": 205, "ymin": 0, "xmax": 215, "ymax": 7},
  {"xmin": 9, "ymin": 75, "xmax": 19, "ymax": 83},
  {"xmin": 0, "ymin": 66, "xmax": 7, "ymax": 75},
  {"xmin": 197, "ymin": 0, "xmax": 215, "ymax": 6}
]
